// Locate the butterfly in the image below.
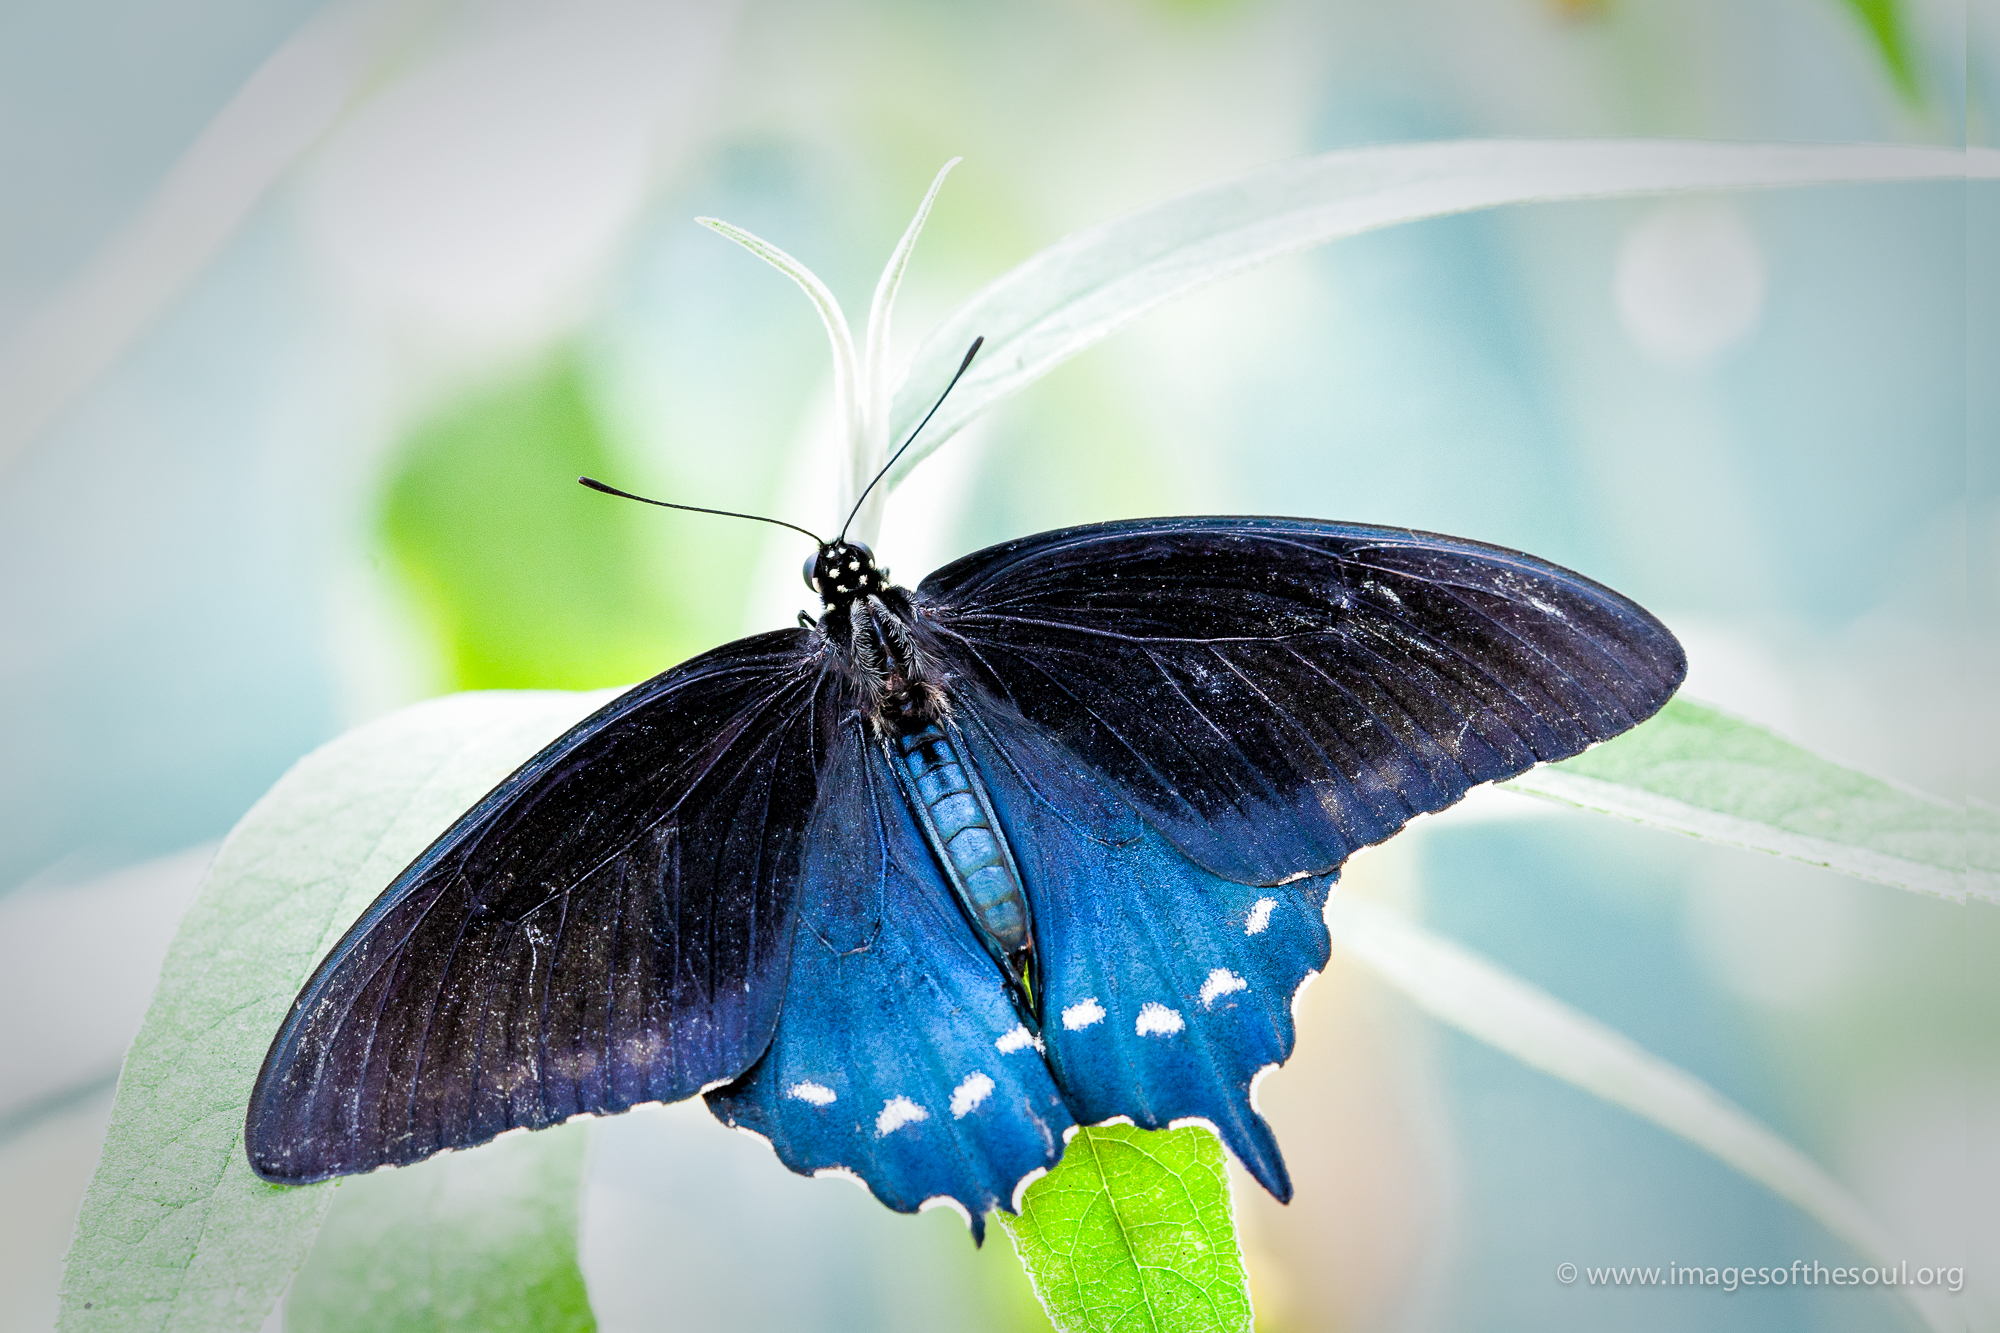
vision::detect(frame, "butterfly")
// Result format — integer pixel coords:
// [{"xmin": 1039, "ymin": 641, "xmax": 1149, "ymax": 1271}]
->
[{"xmin": 245, "ymin": 488, "xmax": 1685, "ymax": 1240}]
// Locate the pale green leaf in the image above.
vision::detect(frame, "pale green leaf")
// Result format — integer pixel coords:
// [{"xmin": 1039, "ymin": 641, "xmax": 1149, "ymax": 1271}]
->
[
  {"xmin": 1506, "ymin": 696, "xmax": 1976, "ymax": 901},
  {"xmin": 284, "ymin": 1120, "xmax": 595, "ymax": 1333},
  {"xmin": 1326, "ymin": 894, "xmax": 1955, "ymax": 1333},
  {"xmin": 883, "ymin": 139, "xmax": 1982, "ymax": 492},
  {"xmin": 58, "ymin": 689, "xmax": 608, "ymax": 1333},
  {"xmin": 1000, "ymin": 1125, "xmax": 1251, "ymax": 1333}
]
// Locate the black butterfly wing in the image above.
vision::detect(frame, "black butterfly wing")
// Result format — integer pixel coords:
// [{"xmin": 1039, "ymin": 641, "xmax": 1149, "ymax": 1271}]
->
[
  {"xmin": 914, "ymin": 517, "xmax": 1684, "ymax": 1196},
  {"xmin": 246, "ymin": 629, "xmax": 840, "ymax": 1183},
  {"xmin": 705, "ymin": 721, "xmax": 1074, "ymax": 1240},
  {"xmin": 916, "ymin": 516, "xmax": 1686, "ymax": 886}
]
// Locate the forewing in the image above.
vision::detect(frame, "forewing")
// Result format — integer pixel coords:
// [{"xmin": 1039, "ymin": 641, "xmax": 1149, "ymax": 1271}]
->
[
  {"xmin": 247, "ymin": 630, "xmax": 838, "ymax": 1183},
  {"xmin": 706, "ymin": 723, "xmax": 1074, "ymax": 1240},
  {"xmin": 919, "ymin": 517, "xmax": 1686, "ymax": 884}
]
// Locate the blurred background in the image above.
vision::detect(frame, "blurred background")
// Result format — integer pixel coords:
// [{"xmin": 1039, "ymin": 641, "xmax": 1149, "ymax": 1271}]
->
[{"xmin": 0, "ymin": 0, "xmax": 1988, "ymax": 1330}]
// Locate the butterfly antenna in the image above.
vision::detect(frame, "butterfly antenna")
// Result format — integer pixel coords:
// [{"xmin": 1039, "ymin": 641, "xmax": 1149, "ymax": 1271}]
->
[
  {"xmin": 838, "ymin": 336, "xmax": 983, "ymax": 543},
  {"xmin": 578, "ymin": 477, "xmax": 825, "ymax": 546}
]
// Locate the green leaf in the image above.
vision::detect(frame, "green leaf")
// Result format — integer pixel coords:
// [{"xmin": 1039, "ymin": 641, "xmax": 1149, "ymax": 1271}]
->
[
  {"xmin": 882, "ymin": 139, "xmax": 1980, "ymax": 493},
  {"xmin": 58, "ymin": 689, "xmax": 607, "ymax": 1333},
  {"xmin": 284, "ymin": 1120, "xmax": 595, "ymax": 1333},
  {"xmin": 1326, "ymin": 895, "xmax": 1956, "ymax": 1333},
  {"xmin": 1505, "ymin": 696, "xmax": 1975, "ymax": 901},
  {"xmin": 999, "ymin": 1125, "xmax": 1252, "ymax": 1333}
]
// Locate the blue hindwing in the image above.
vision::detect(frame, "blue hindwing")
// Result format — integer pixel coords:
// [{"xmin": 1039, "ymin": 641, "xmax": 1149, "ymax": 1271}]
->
[
  {"xmin": 706, "ymin": 722, "xmax": 1074, "ymax": 1239},
  {"xmin": 955, "ymin": 705, "xmax": 1335, "ymax": 1202}
]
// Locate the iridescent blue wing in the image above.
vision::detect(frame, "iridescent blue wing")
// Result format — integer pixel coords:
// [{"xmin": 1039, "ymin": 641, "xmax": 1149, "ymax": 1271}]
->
[
  {"xmin": 705, "ymin": 721, "xmax": 1074, "ymax": 1241},
  {"xmin": 954, "ymin": 705, "xmax": 1328, "ymax": 1201},
  {"xmin": 915, "ymin": 517, "xmax": 1685, "ymax": 1195},
  {"xmin": 917, "ymin": 517, "xmax": 1686, "ymax": 886},
  {"xmin": 247, "ymin": 630, "xmax": 838, "ymax": 1184}
]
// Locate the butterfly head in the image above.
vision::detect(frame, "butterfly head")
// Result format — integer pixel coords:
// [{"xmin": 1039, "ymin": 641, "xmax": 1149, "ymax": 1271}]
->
[{"xmin": 805, "ymin": 540, "xmax": 886, "ymax": 608}]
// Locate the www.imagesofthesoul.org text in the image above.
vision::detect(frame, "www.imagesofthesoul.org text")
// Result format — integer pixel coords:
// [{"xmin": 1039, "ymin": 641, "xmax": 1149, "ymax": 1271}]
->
[{"xmin": 1553, "ymin": 1260, "xmax": 1963, "ymax": 1293}]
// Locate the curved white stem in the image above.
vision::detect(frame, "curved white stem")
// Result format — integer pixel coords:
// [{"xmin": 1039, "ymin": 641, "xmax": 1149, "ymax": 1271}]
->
[
  {"xmin": 697, "ymin": 216, "xmax": 862, "ymax": 526},
  {"xmin": 851, "ymin": 157, "xmax": 961, "ymax": 545}
]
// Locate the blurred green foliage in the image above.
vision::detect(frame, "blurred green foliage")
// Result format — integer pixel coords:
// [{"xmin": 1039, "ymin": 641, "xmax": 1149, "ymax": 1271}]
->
[
  {"xmin": 381, "ymin": 354, "xmax": 685, "ymax": 692},
  {"xmin": 1837, "ymin": 0, "xmax": 1923, "ymax": 104}
]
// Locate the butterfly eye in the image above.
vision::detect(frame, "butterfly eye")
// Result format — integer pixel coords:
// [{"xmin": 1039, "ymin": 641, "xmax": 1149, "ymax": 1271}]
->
[
  {"xmin": 801, "ymin": 554, "xmax": 821, "ymax": 591},
  {"xmin": 846, "ymin": 541, "xmax": 873, "ymax": 566}
]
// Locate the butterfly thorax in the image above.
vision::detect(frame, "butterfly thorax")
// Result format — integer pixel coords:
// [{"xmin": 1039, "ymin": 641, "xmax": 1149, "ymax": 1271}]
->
[
  {"xmin": 834, "ymin": 589, "xmax": 947, "ymax": 736},
  {"xmin": 808, "ymin": 543, "xmax": 946, "ymax": 737}
]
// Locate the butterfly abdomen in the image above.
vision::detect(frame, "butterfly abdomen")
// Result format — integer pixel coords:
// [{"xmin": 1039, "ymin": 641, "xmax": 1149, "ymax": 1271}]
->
[{"xmin": 891, "ymin": 723, "xmax": 1037, "ymax": 1005}]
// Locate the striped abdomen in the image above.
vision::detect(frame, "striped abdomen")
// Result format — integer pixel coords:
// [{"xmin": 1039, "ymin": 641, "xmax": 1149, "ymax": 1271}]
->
[{"xmin": 892, "ymin": 723, "xmax": 1032, "ymax": 960}]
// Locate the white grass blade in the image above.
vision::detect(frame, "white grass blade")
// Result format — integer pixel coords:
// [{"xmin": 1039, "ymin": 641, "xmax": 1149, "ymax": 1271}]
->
[
  {"xmin": 1507, "ymin": 697, "xmax": 1976, "ymax": 902},
  {"xmin": 1973, "ymin": 798, "xmax": 2000, "ymax": 905},
  {"xmin": 698, "ymin": 217, "xmax": 862, "ymax": 514},
  {"xmin": 1327, "ymin": 894, "xmax": 1959, "ymax": 1333},
  {"xmin": 882, "ymin": 139, "xmax": 1984, "ymax": 494},
  {"xmin": 852, "ymin": 158, "xmax": 961, "ymax": 547}
]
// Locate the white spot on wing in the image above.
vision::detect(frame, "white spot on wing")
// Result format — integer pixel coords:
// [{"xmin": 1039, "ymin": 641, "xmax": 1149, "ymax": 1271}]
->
[
  {"xmin": 1199, "ymin": 969, "xmax": 1248, "ymax": 1008},
  {"xmin": 919, "ymin": 1194, "xmax": 973, "ymax": 1228},
  {"xmin": 1011, "ymin": 1167, "xmax": 1049, "ymax": 1213},
  {"xmin": 996, "ymin": 1024, "xmax": 1042, "ymax": 1053},
  {"xmin": 787, "ymin": 1081, "xmax": 836, "ymax": 1106},
  {"xmin": 1248, "ymin": 1062, "xmax": 1279, "ymax": 1114},
  {"xmin": 1135, "ymin": 1002, "xmax": 1184, "ymax": 1036},
  {"xmin": 1061, "ymin": 998, "xmax": 1106, "ymax": 1030},
  {"xmin": 812, "ymin": 1165, "xmax": 870, "ymax": 1193},
  {"xmin": 876, "ymin": 1096, "xmax": 928, "ymax": 1136},
  {"xmin": 1245, "ymin": 897, "xmax": 1277, "ymax": 935},
  {"xmin": 729, "ymin": 1123, "xmax": 775, "ymax": 1151},
  {"xmin": 950, "ymin": 1071, "xmax": 996, "ymax": 1117},
  {"xmin": 1291, "ymin": 968, "xmax": 1322, "ymax": 1023}
]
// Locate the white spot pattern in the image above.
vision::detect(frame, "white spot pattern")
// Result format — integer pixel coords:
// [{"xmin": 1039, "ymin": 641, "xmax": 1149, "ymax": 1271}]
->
[
  {"xmin": 995, "ymin": 1024, "xmax": 1041, "ymax": 1053},
  {"xmin": 950, "ymin": 1072, "xmax": 995, "ymax": 1117},
  {"xmin": 1135, "ymin": 1002, "xmax": 1185, "ymax": 1036},
  {"xmin": 876, "ymin": 1096, "xmax": 928, "ymax": 1135},
  {"xmin": 1199, "ymin": 968, "xmax": 1248, "ymax": 1008},
  {"xmin": 1245, "ymin": 897, "xmax": 1277, "ymax": 935},
  {"xmin": 1061, "ymin": 998, "xmax": 1106, "ymax": 1030},
  {"xmin": 786, "ymin": 1081, "xmax": 836, "ymax": 1106}
]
